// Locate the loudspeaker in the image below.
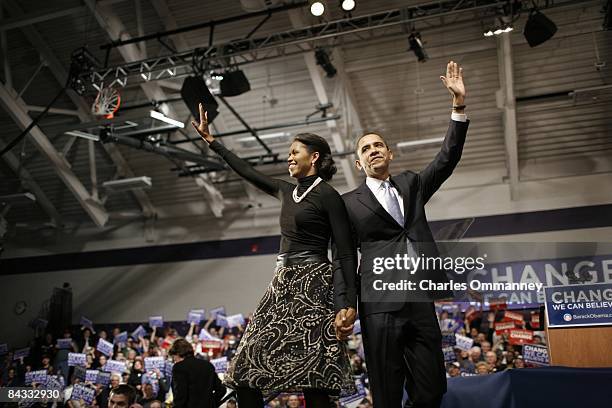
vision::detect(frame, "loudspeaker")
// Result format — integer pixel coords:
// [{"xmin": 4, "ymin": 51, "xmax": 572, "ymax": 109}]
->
[
  {"xmin": 524, "ymin": 10, "xmax": 557, "ymax": 47},
  {"xmin": 180, "ymin": 76, "xmax": 219, "ymax": 123},
  {"xmin": 220, "ymin": 70, "xmax": 251, "ymax": 97}
]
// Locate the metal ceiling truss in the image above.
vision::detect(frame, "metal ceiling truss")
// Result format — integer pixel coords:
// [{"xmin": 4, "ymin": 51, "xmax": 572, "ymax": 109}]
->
[{"xmin": 81, "ymin": 0, "xmax": 518, "ymax": 89}]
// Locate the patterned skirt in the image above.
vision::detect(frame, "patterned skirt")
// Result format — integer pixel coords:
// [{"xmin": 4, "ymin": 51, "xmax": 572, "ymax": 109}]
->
[{"xmin": 223, "ymin": 260, "xmax": 355, "ymax": 396}]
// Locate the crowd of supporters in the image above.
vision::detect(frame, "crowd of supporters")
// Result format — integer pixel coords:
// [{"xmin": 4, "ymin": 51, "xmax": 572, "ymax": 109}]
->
[{"xmin": 0, "ymin": 303, "xmax": 546, "ymax": 408}]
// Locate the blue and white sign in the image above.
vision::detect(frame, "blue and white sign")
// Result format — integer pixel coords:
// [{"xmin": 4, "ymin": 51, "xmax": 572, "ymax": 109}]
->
[
  {"xmin": 57, "ymin": 338, "xmax": 73, "ymax": 350},
  {"xmin": 96, "ymin": 371, "xmax": 111, "ymax": 386},
  {"xmin": 199, "ymin": 328, "xmax": 221, "ymax": 341},
  {"xmin": 225, "ymin": 313, "xmax": 246, "ymax": 328},
  {"xmin": 544, "ymin": 283, "xmax": 612, "ymax": 328},
  {"xmin": 209, "ymin": 307, "xmax": 226, "ymax": 319},
  {"xmin": 80, "ymin": 316, "xmax": 94, "ymax": 331},
  {"xmin": 68, "ymin": 352, "xmax": 87, "ymax": 367},
  {"xmin": 71, "ymin": 384, "xmax": 95, "ymax": 405},
  {"xmin": 13, "ymin": 347, "xmax": 30, "ymax": 360},
  {"xmin": 44, "ymin": 375, "xmax": 64, "ymax": 392},
  {"xmin": 340, "ymin": 378, "xmax": 367, "ymax": 405},
  {"xmin": 113, "ymin": 331, "xmax": 128, "ymax": 345},
  {"xmin": 0, "ymin": 343, "xmax": 8, "ymax": 355},
  {"xmin": 105, "ymin": 359, "xmax": 127, "ymax": 373},
  {"xmin": 442, "ymin": 346, "xmax": 456, "ymax": 363},
  {"xmin": 210, "ymin": 356, "xmax": 228, "ymax": 374},
  {"xmin": 132, "ymin": 325, "xmax": 147, "ymax": 339},
  {"xmin": 523, "ymin": 344, "xmax": 549, "ymax": 366},
  {"xmin": 97, "ymin": 338, "xmax": 114, "ymax": 356},
  {"xmin": 454, "ymin": 334, "xmax": 474, "ymax": 351},
  {"xmin": 216, "ymin": 314, "xmax": 229, "ymax": 328},
  {"xmin": 187, "ymin": 309, "xmax": 204, "ymax": 324},
  {"xmin": 33, "ymin": 370, "xmax": 48, "ymax": 384},
  {"xmin": 85, "ymin": 370, "xmax": 99, "ymax": 383},
  {"xmin": 149, "ymin": 316, "xmax": 164, "ymax": 328},
  {"xmin": 164, "ymin": 361, "xmax": 174, "ymax": 382},
  {"xmin": 144, "ymin": 356, "xmax": 166, "ymax": 372}
]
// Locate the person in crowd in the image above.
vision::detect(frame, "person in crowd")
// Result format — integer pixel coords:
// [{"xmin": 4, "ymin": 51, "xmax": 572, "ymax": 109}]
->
[
  {"xmin": 286, "ymin": 394, "xmax": 302, "ymax": 408},
  {"xmin": 108, "ymin": 384, "xmax": 137, "ymax": 408},
  {"xmin": 475, "ymin": 361, "xmax": 490, "ymax": 375},
  {"xmin": 169, "ymin": 338, "xmax": 226, "ymax": 408},
  {"xmin": 192, "ymin": 102, "xmax": 357, "ymax": 407},
  {"xmin": 513, "ymin": 355, "xmax": 525, "ymax": 369},
  {"xmin": 446, "ymin": 362, "xmax": 461, "ymax": 378}
]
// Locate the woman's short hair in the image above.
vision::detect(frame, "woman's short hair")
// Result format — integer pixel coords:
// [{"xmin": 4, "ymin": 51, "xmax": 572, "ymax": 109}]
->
[
  {"xmin": 293, "ymin": 133, "xmax": 337, "ymax": 181},
  {"xmin": 168, "ymin": 338, "xmax": 193, "ymax": 358}
]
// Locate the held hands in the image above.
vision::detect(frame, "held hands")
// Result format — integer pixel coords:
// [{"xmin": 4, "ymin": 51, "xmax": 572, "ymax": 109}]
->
[
  {"xmin": 439, "ymin": 60, "xmax": 466, "ymax": 106},
  {"xmin": 191, "ymin": 103, "xmax": 215, "ymax": 144},
  {"xmin": 334, "ymin": 307, "xmax": 357, "ymax": 341}
]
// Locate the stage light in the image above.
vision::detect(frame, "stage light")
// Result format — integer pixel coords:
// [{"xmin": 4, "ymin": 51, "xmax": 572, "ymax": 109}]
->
[
  {"xmin": 341, "ymin": 0, "xmax": 355, "ymax": 12},
  {"xmin": 483, "ymin": 30, "xmax": 494, "ymax": 37},
  {"xmin": 103, "ymin": 177, "xmax": 152, "ymax": 193},
  {"xmin": 315, "ymin": 48, "xmax": 337, "ymax": 77},
  {"xmin": 524, "ymin": 9, "xmax": 557, "ymax": 47},
  {"xmin": 310, "ymin": 1, "xmax": 325, "ymax": 16},
  {"xmin": 150, "ymin": 110, "xmax": 185, "ymax": 128},
  {"xmin": 408, "ymin": 32, "xmax": 428, "ymax": 62},
  {"xmin": 220, "ymin": 70, "xmax": 251, "ymax": 97}
]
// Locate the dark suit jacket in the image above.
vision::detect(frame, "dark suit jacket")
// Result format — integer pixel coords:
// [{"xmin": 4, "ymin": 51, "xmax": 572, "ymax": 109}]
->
[
  {"xmin": 335, "ymin": 120, "xmax": 469, "ymax": 316},
  {"xmin": 171, "ymin": 356, "xmax": 226, "ymax": 408}
]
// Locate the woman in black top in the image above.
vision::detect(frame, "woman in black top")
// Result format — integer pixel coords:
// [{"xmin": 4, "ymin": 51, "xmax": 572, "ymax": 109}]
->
[{"xmin": 192, "ymin": 104, "xmax": 357, "ymax": 407}]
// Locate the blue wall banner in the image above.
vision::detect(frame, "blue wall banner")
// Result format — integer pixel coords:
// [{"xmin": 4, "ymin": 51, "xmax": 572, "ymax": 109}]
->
[{"xmin": 544, "ymin": 283, "xmax": 612, "ymax": 328}]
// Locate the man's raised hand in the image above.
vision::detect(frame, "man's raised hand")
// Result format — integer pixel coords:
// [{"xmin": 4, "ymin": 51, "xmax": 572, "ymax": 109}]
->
[{"xmin": 440, "ymin": 60, "xmax": 466, "ymax": 104}]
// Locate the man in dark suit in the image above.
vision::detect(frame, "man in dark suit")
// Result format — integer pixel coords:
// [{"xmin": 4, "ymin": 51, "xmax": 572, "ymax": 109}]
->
[
  {"xmin": 334, "ymin": 61, "xmax": 469, "ymax": 408},
  {"xmin": 169, "ymin": 339, "xmax": 226, "ymax": 408}
]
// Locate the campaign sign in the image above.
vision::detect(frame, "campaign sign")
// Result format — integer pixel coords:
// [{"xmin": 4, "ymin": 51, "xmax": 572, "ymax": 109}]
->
[
  {"xmin": 113, "ymin": 331, "xmax": 128, "ymax": 345},
  {"xmin": 72, "ymin": 384, "xmax": 95, "ymax": 405},
  {"xmin": 85, "ymin": 370, "xmax": 99, "ymax": 383},
  {"xmin": 164, "ymin": 361, "xmax": 174, "ymax": 382},
  {"xmin": 144, "ymin": 356, "xmax": 166, "ymax": 372},
  {"xmin": 523, "ymin": 344, "xmax": 549, "ymax": 366},
  {"xmin": 545, "ymin": 283, "xmax": 612, "ymax": 328},
  {"xmin": 226, "ymin": 313, "xmax": 246, "ymax": 328},
  {"xmin": 149, "ymin": 316, "xmax": 164, "ymax": 328},
  {"xmin": 68, "ymin": 352, "xmax": 87, "ymax": 367},
  {"xmin": 211, "ymin": 356, "xmax": 228, "ymax": 373},
  {"xmin": 96, "ymin": 371, "xmax": 112, "ymax": 386},
  {"xmin": 508, "ymin": 329, "xmax": 533, "ymax": 345},
  {"xmin": 216, "ymin": 314, "xmax": 229, "ymax": 328},
  {"xmin": 454, "ymin": 334, "xmax": 474, "ymax": 351},
  {"xmin": 32, "ymin": 370, "xmax": 48, "ymax": 384},
  {"xmin": 141, "ymin": 373, "xmax": 160, "ymax": 395},
  {"xmin": 199, "ymin": 328, "xmax": 221, "ymax": 341},
  {"xmin": 0, "ymin": 343, "xmax": 8, "ymax": 355},
  {"xmin": 442, "ymin": 346, "xmax": 456, "ymax": 363},
  {"xmin": 209, "ymin": 307, "xmax": 226, "ymax": 319},
  {"xmin": 495, "ymin": 321, "xmax": 516, "ymax": 335},
  {"xmin": 25, "ymin": 371, "xmax": 34, "ymax": 386},
  {"xmin": 105, "ymin": 359, "xmax": 127, "ymax": 373},
  {"xmin": 57, "ymin": 338, "xmax": 73, "ymax": 350},
  {"xmin": 441, "ymin": 333, "xmax": 456, "ymax": 348},
  {"xmin": 187, "ymin": 309, "xmax": 204, "ymax": 324},
  {"xmin": 44, "ymin": 375, "xmax": 65, "ymax": 392},
  {"xmin": 339, "ymin": 378, "xmax": 367, "ymax": 405},
  {"xmin": 80, "ymin": 316, "xmax": 94, "ymax": 330},
  {"xmin": 504, "ymin": 310, "xmax": 524, "ymax": 323},
  {"xmin": 13, "ymin": 347, "xmax": 30, "ymax": 360},
  {"xmin": 97, "ymin": 338, "xmax": 114, "ymax": 356},
  {"xmin": 132, "ymin": 325, "xmax": 147, "ymax": 339}
]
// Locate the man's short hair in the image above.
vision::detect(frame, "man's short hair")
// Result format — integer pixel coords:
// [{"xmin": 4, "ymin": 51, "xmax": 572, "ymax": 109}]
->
[
  {"xmin": 110, "ymin": 384, "xmax": 136, "ymax": 405},
  {"xmin": 168, "ymin": 338, "xmax": 193, "ymax": 358},
  {"xmin": 355, "ymin": 131, "xmax": 389, "ymax": 154}
]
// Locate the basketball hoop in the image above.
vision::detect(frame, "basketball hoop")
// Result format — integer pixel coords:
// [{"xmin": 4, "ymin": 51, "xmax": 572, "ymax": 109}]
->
[{"xmin": 92, "ymin": 86, "xmax": 121, "ymax": 119}]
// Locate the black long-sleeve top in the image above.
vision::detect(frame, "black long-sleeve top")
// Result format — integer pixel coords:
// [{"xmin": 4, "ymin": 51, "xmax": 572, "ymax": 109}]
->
[{"xmin": 209, "ymin": 140, "xmax": 357, "ymax": 310}]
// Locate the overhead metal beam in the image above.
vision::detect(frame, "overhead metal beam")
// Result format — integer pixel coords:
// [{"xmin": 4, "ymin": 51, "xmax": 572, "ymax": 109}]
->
[
  {"xmin": 3, "ymin": 0, "xmax": 157, "ymax": 220},
  {"xmin": 289, "ymin": 9, "xmax": 357, "ymax": 190},
  {"xmin": 0, "ymin": 139, "xmax": 63, "ymax": 226},
  {"xmin": 0, "ymin": 84, "xmax": 109, "ymax": 226},
  {"xmin": 0, "ymin": 5, "xmax": 86, "ymax": 31},
  {"xmin": 85, "ymin": 0, "xmax": 226, "ymax": 217},
  {"xmin": 497, "ymin": 33, "xmax": 519, "ymax": 200}
]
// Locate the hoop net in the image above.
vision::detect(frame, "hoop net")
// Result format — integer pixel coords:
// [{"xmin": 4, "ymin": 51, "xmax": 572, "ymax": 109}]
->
[{"xmin": 92, "ymin": 86, "xmax": 121, "ymax": 119}]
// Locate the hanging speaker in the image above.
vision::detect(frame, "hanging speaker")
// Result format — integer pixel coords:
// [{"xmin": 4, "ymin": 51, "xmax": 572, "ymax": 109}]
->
[
  {"xmin": 524, "ymin": 10, "xmax": 557, "ymax": 47},
  {"xmin": 180, "ymin": 76, "xmax": 219, "ymax": 123},
  {"xmin": 220, "ymin": 70, "xmax": 251, "ymax": 97}
]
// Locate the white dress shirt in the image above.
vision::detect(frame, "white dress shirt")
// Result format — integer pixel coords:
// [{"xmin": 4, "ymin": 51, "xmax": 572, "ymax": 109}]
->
[{"xmin": 365, "ymin": 114, "xmax": 467, "ymax": 216}]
